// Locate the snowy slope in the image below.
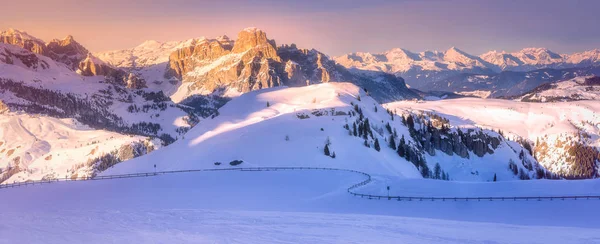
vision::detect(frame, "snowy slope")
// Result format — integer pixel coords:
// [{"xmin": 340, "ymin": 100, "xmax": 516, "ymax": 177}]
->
[
  {"xmin": 105, "ymin": 82, "xmax": 422, "ymax": 178},
  {"xmin": 0, "ymin": 43, "xmax": 197, "ymax": 183},
  {"xmin": 0, "ymin": 113, "xmax": 155, "ymax": 184},
  {"xmin": 519, "ymin": 76, "xmax": 600, "ymax": 102},
  {"xmin": 105, "ymin": 83, "xmax": 541, "ymax": 182},
  {"xmin": 386, "ymin": 98, "xmax": 600, "ymax": 178},
  {"xmin": 2, "ymin": 169, "xmax": 600, "ymax": 243}
]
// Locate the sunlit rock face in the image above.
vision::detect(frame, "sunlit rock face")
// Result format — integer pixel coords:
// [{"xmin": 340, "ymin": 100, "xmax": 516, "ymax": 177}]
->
[
  {"xmin": 46, "ymin": 35, "xmax": 90, "ymax": 70},
  {"xmin": 165, "ymin": 27, "xmax": 357, "ymax": 97},
  {"xmin": 0, "ymin": 28, "xmax": 48, "ymax": 56}
]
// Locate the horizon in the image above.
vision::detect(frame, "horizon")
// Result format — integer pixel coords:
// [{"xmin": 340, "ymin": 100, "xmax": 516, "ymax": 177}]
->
[{"xmin": 2, "ymin": 0, "xmax": 599, "ymax": 56}]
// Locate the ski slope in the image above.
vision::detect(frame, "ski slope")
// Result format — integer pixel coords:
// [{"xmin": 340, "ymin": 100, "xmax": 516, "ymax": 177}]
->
[{"xmin": 1, "ymin": 169, "xmax": 600, "ymax": 243}]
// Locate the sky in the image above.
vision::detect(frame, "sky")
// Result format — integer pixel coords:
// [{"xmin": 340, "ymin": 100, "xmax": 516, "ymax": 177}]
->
[{"xmin": 2, "ymin": 0, "xmax": 599, "ymax": 56}]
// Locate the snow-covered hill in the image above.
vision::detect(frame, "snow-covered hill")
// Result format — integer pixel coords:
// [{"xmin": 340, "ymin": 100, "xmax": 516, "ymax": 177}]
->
[
  {"xmin": 0, "ymin": 113, "xmax": 157, "ymax": 184},
  {"xmin": 386, "ymin": 98, "xmax": 600, "ymax": 178},
  {"xmin": 518, "ymin": 76, "xmax": 600, "ymax": 102},
  {"xmin": 105, "ymin": 82, "xmax": 546, "ymax": 182}
]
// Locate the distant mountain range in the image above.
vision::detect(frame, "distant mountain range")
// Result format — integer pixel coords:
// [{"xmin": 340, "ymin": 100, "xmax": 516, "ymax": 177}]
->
[{"xmin": 335, "ymin": 47, "xmax": 600, "ymax": 96}]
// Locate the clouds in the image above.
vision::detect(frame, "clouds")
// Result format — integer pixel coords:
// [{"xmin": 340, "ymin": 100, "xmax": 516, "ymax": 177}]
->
[{"xmin": 1, "ymin": 0, "xmax": 598, "ymax": 55}]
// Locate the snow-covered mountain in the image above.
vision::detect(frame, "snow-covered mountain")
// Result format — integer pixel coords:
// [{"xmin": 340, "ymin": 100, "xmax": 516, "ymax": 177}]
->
[
  {"xmin": 0, "ymin": 37, "xmax": 198, "ymax": 183},
  {"xmin": 387, "ymin": 98, "xmax": 600, "ymax": 179},
  {"xmin": 336, "ymin": 47, "xmax": 600, "ymax": 91},
  {"xmin": 518, "ymin": 76, "xmax": 600, "ymax": 102}
]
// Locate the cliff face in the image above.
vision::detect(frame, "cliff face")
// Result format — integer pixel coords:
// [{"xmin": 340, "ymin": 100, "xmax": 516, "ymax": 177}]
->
[
  {"xmin": 78, "ymin": 54, "xmax": 146, "ymax": 88},
  {"xmin": 0, "ymin": 29, "xmax": 48, "ymax": 56},
  {"xmin": 46, "ymin": 35, "xmax": 89, "ymax": 70},
  {"xmin": 0, "ymin": 43, "xmax": 50, "ymax": 70},
  {"xmin": 165, "ymin": 28, "xmax": 387, "ymax": 100}
]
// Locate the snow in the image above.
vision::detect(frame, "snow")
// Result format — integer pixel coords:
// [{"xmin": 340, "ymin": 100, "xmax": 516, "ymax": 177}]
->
[
  {"xmin": 106, "ymin": 82, "xmax": 422, "ymax": 178},
  {"xmin": 522, "ymin": 76, "xmax": 600, "ymax": 102},
  {"xmin": 0, "ymin": 112, "xmax": 150, "ymax": 183},
  {"xmin": 336, "ymin": 46, "xmax": 600, "ymax": 77},
  {"xmin": 2, "ymin": 169, "xmax": 600, "ymax": 243},
  {"xmin": 386, "ymin": 98, "xmax": 600, "ymax": 143},
  {"xmin": 386, "ymin": 98, "xmax": 600, "ymax": 176}
]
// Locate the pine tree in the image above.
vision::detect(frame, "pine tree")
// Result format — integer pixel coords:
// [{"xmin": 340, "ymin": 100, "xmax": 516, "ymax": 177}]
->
[
  {"xmin": 493, "ymin": 173, "xmax": 497, "ymax": 182},
  {"xmin": 353, "ymin": 123, "xmax": 358, "ymax": 137},
  {"xmin": 358, "ymin": 123, "xmax": 364, "ymax": 137},
  {"xmin": 364, "ymin": 139, "xmax": 369, "ymax": 148},
  {"xmin": 434, "ymin": 163, "xmax": 441, "ymax": 179},
  {"xmin": 374, "ymin": 138, "xmax": 381, "ymax": 151},
  {"xmin": 331, "ymin": 152, "xmax": 336, "ymax": 158},
  {"xmin": 398, "ymin": 135, "xmax": 406, "ymax": 157},
  {"xmin": 266, "ymin": 101, "xmax": 270, "ymax": 107},
  {"xmin": 324, "ymin": 144, "xmax": 330, "ymax": 156},
  {"xmin": 397, "ymin": 143, "xmax": 405, "ymax": 157},
  {"xmin": 389, "ymin": 135, "xmax": 396, "ymax": 150},
  {"xmin": 406, "ymin": 115, "xmax": 414, "ymax": 130},
  {"xmin": 385, "ymin": 122, "xmax": 392, "ymax": 134}
]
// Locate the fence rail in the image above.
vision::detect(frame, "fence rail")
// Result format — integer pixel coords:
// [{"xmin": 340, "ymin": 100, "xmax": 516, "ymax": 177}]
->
[{"xmin": 2, "ymin": 167, "xmax": 599, "ymax": 202}]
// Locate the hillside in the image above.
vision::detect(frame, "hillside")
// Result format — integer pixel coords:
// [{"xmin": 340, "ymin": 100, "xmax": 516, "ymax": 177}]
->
[
  {"xmin": 105, "ymin": 82, "xmax": 544, "ymax": 182},
  {"xmin": 518, "ymin": 76, "xmax": 600, "ymax": 102},
  {"xmin": 386, "ymin": 98, "xmax": 600, "ymax": 178},
  {"xmin": 0, "ymin": 41, "xmax": 198, "ymax": 183},
  {"xmin": 0, "ymin": 113, "xmax": 156, "ymax": 184}
]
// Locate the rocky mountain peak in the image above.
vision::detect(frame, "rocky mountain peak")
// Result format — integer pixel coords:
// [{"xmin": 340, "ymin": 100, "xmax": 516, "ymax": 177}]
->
[
  {"xmin": 0, "ymin": 28, "xmax": 48, "ymax": 55},
  {"xmin": 231, "ymin": 27, "xmax": 276, "ymax": 55},
  {"xmin": 46, "ymin": 35, "xmax": 89, "ymax": 70}
]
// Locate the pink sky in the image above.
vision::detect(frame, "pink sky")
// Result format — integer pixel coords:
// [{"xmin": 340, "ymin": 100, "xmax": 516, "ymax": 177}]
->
[{"xmin": 2, "ymin": 0, "xmax": 598, "ymax": 56}]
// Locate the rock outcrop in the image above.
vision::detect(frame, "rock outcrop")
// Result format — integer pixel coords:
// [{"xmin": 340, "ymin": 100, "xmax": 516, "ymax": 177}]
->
[
  {"xmin": 166, "ymin": 27, "xmax": 418, "ymax": 102},
  {"xmin": 78, "ymin": 54, "xmax": 117, "ymax": 76},
  {"xmin": 0, "ymin": 28, "xmax": 48, "ymax": 56},
  {"xmin": 0, "ymin": 43, "xmax": 50, "ymax": 70},
  {"xmin": 78, "ymin": 54, "xmax": 146, "ymax": 88},
  {"xmin": 0, "ymin": 100, "xmax": 9, "ymax": 114},
  {"xmin": 46, "ymin": 35, "xmax": 89, "ymax": 70},
  {"xmin": 1, "ymin": 28, "xmax": 145, "ymax": 89}
]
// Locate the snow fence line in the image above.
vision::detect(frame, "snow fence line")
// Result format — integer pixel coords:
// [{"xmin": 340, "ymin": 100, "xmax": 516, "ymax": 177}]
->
[{"xmin": 1, "ymin": 167, "xmax": 600, "ymax": 202}]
